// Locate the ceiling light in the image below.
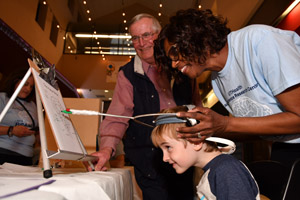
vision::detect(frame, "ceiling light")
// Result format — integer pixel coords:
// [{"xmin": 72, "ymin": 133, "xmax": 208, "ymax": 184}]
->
[
  {"xmin": 280, "ymin": 0, "xmax": 300, "ymax": 18},
  {"xmin": 273, "ymin": 0, "xmax": 300, "ymax": 26},
  {"xmin": 84, "ymin": 51, "xmax": 136, "ymax": 55},
  {"xmin": 75, "ymin": 34, "xmax": 131, "ymax": 39},
  {"xmin": 85, "ymin": 47, "xmax": 135, "ymax": 51}
]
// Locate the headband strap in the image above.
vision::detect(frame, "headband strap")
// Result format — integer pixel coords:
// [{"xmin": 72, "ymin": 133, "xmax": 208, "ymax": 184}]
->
[
  {"xmin": 155, "ymin": 114, "xmax": 186, "ymax": 126},
  {"xmin": 155, "ymin": 113, "xmax": 236, "ymax": 154}
]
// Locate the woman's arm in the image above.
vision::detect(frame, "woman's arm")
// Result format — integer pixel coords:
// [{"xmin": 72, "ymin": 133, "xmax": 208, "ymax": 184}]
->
[{"xmin": 176, "ymin": 84, "xmax": 300, "ymax": 142}]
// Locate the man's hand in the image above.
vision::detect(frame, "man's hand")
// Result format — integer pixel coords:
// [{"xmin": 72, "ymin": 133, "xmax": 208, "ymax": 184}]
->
[
  {"xmin": 85, "ymin": 147, "xmax": 112, "ymax": 171},
  {"xmin": 176, "ymin": 106, "xmax": 229, "ymax": 143}
]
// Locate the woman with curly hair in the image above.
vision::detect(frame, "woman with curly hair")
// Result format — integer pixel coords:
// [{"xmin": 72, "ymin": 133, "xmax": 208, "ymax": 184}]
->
[{"xmin": 154, "ymin": 8, "xmax": 300, "ymax": 169}]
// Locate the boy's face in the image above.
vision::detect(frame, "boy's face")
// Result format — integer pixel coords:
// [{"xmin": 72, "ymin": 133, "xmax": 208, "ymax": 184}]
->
[{"xmin": 158, "ymin": 133, "xmax": 197, "ymax": 174}]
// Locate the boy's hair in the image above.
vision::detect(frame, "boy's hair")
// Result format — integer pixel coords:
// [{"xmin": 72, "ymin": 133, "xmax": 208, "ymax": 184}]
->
[{"xmin": 151, "ymin": 106, "xmax": 219, "ymax": 152}]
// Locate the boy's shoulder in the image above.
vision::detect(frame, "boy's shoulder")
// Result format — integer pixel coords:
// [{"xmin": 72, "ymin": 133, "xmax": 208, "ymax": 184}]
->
[
  {"xmin": 204, "ymin": 154, "xmax": 238, "ymax": 171},
  {"xmin": 206, "ymin": 154, "xmax": 254, "ymax": 181},
  {"xmin": 199, "ymin": 155, "xmax": 259, "ymax": 199}
]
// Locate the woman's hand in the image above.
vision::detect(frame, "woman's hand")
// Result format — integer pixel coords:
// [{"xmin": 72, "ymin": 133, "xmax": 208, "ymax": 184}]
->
[
  {"xmin": 11, "ymin": 125, "xmax": 36, "ymax": 137},
  {"xmin": 176, "ymin": 106, "xmax": 229, "ymax": 143}
]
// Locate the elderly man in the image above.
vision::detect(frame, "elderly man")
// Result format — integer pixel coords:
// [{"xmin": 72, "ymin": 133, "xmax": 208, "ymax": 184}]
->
[{"xmin": 89, "ymin": 13, "xmax": 201, "ymax": 200}]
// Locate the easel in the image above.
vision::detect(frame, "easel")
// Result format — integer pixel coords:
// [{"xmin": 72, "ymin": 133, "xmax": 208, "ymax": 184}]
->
[{"xmin": 0, "ymin": 58, "xmax": 96, "ymax": 178}]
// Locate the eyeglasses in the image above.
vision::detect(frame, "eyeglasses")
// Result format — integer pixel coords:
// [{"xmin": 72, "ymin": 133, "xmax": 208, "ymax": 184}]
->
[
  {"xmin": 167, "ymin": 44, "xmax": 180, "ymax": 61},
  {"xmin": 131, "ymin": 32, "xmax": 154, "ymax": 44}
]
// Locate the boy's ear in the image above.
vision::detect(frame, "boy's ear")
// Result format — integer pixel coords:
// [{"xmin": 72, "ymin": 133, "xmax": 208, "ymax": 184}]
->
[{"xmin": 193, "ymin": 142, "xmax": 203, "ymax": 151}]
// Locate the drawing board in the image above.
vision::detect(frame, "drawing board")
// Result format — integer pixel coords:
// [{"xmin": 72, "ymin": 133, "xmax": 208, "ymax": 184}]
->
[{"xmin": 28, "ymin": 59, "xmax": 96, "ymax": 162}]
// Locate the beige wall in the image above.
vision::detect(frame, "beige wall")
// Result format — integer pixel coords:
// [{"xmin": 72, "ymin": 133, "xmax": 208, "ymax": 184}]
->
[
  {"xmin": 0, "ymin": 0, "xmax": 130, "ymax": 91},
  {"xmin": 0, "ymin": 0, "xmax": 72, "ymax": 65},
  {"xmin": 56, "ymin": 54, "xmax": 130, "ymax": 90}
]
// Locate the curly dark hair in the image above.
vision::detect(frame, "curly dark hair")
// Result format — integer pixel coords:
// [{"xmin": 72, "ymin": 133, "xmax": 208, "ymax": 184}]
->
[
  {"xmin": 155, "ymin": 9, "xmax": 231, "ymax": 67},
  {"xmin": 154, "ymin": 26, "xmax": 201, "ymax": 106},
  {"xmin": 0, "ymin": 68, "xmax": 35, "ymax": 102},
  {"xmin": 154, "ymin": 25, "xmax": 190, "ymax": 83},
  {"xmin": 154, "ymin": 24, "xmax": 174, "ymax": 79}
]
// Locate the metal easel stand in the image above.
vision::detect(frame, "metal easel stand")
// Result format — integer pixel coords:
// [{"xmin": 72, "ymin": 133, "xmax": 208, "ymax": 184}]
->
[{"xmin": 0, "ymin": 68, "xmax": 52, "ymax": 178}]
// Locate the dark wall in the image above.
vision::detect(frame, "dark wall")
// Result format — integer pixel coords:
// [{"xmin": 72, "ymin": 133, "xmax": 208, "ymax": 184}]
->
[
  {"xmin": 247, "ymin": 0, "xmax": 294, "ymax": 26},
  {"xmin": 0, "ymin": 19, "xmax": 79, "ymax": 98},
  {"xmin": 0, "ymin": 29, "xmax": 31, "ymax": 85}
]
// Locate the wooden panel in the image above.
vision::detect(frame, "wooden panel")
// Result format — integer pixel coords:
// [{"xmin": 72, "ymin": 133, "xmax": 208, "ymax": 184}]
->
[{"xmin": 63, "ymin": 98, "xmax": 102, "ymax": 154}]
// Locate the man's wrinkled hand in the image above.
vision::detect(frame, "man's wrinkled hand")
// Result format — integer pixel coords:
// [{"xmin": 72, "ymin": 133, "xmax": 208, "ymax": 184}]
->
[{"xmin": 84, "ymin": 147, "xmax": 112, "ymax": 171}]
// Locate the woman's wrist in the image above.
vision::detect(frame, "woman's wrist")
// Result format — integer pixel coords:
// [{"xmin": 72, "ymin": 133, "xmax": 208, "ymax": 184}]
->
[{"xmin": 7, "ymin": 126, "xmax": 14, "ymax": 137}]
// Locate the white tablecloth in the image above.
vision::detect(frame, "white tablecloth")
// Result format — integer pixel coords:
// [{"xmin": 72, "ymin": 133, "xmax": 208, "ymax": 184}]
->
[{"xmin": 0, "ymin": 163, "xmax": 137, "ymax": 200}]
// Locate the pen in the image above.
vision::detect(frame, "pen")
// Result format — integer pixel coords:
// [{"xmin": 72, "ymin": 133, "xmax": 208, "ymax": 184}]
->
[{"xmin": 88, "ymin": 161, "xmax": 95, "ymax": 171}]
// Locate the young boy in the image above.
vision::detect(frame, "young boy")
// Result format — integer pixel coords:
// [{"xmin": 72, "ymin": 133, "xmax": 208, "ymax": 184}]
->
[{"xmin": 151, "ymin": 105, "xmax": 260, "ymax": 200}]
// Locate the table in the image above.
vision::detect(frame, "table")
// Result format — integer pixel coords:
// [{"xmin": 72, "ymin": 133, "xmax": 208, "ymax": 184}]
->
[{"xmin": 0, "ymin": 163, "xmax": 140, "ymax": 200}]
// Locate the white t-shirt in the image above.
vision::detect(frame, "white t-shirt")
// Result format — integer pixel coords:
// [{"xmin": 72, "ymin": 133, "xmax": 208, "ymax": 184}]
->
[
  {"xmin": 0, "ymin": 93, "xmax": 38, "ymax": 156},
  {"xmin": 212, "ymin": 25, "xmax": 300, "ymax": 143}
]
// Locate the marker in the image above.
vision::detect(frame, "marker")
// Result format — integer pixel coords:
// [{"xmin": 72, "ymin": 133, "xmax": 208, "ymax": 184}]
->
[{"xmin": 62, "ymin": 108, "xmax": 134, "ymax": 119}]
